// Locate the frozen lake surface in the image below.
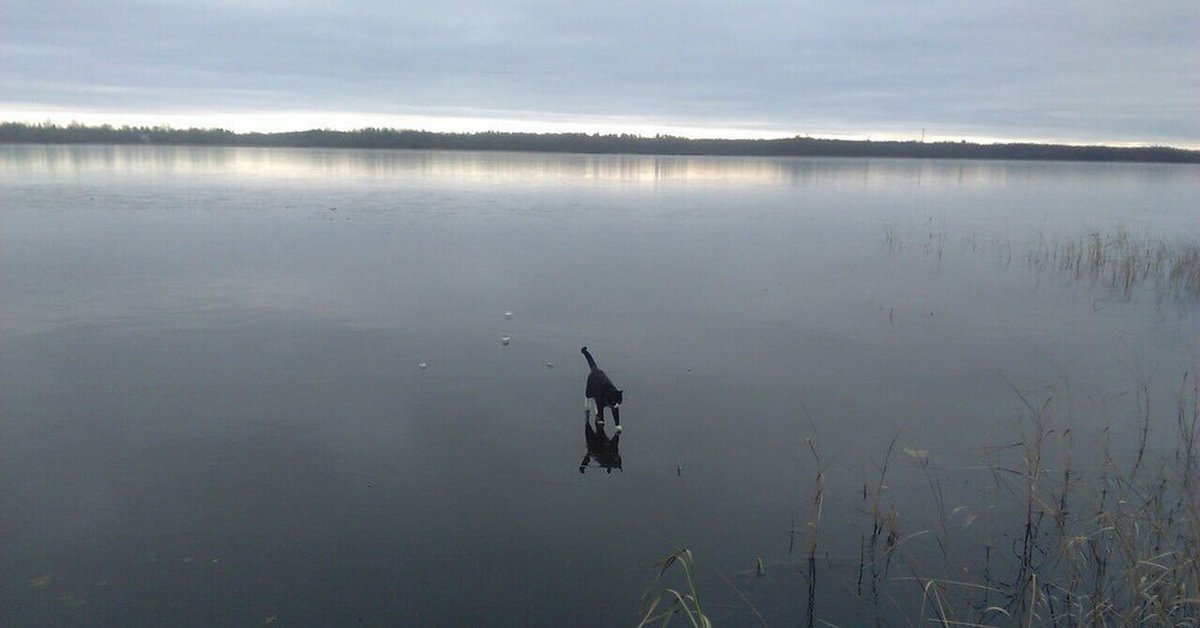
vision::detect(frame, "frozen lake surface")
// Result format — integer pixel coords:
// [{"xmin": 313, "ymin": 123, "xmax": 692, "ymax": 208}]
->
[{"xmin": 1, "ymin": 145, "xmax": 1197, "ymax": 625}]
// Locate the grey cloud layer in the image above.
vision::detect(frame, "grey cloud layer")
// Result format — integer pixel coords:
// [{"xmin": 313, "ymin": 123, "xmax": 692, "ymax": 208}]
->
[{"xmin": 3, "ymin": 0, "xmax": 1196, "ymax": 143}]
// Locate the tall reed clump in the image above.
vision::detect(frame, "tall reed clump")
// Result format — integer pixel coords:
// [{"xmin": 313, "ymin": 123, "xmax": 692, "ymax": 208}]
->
[
  {"xmin": 1045, "ymin": 375, "xmax": 1199, "ymax": 626},
  {"xmin": 881, "ymin": 377, "xmax": 1199, "ymax": 626},
  {"xmin": 637, "ymin": 549, "xmax": 713, "ymax": 628}
]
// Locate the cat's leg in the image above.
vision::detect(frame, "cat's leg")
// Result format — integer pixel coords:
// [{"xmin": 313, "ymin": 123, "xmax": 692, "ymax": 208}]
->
[{"xmin": 612, "ymin": 405, "xmax": 621, "ymax": 432}]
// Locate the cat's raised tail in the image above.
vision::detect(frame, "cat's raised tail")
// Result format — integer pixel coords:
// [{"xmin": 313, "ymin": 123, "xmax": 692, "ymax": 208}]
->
[{"xmin": 581, "ymin": 346, "xmax": 597, "ymax": 370}]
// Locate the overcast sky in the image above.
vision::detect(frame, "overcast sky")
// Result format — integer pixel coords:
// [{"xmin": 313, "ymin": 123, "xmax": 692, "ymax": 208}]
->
[{"xmin": 2, "ymin": 0, "xmax": 1197, "ymax": 145}]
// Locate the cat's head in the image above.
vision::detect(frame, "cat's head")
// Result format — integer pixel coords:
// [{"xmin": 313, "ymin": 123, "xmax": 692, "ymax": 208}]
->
[{"xmin": 612, "ymin": 389, "xmax": 624, "ymax": 405}]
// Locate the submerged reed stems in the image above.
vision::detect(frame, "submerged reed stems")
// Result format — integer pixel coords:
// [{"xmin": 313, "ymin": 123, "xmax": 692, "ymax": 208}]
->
[
  {"xmin": 886, "ymin": 222, "xmax": 1200, "ymax": 302},
  {"xmin": 1026, "ymin": 227, "xmax": 1199, "ymax": 302},
  {"xmin": 804, "ymin": 437, "xmax": 827, "ymax": 628}
]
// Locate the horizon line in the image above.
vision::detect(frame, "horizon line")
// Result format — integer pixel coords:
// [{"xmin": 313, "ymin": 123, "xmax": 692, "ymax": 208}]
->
[
  {"xmin": 1, "ymin": 108, "xmax": 1197, "ymax": 151},
  {"xmin": 4, "ymin": 120, "xmax": 1199, "ymax": 153}
]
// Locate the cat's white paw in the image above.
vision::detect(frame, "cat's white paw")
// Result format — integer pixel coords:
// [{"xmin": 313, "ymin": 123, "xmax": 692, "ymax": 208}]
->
[{"xmin": 615, "ymin": 425, "xmax": 623, "ymax": 432}]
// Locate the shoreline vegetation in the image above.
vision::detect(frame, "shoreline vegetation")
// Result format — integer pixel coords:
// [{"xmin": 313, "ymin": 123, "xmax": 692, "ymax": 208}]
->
[
  {"xmin": 644, "ymin": 377, "xmax": 1200, "ymax": 626},
  {"xmin": 2, "ymin": 121, "xmax": 1198, "ymax": 164}
]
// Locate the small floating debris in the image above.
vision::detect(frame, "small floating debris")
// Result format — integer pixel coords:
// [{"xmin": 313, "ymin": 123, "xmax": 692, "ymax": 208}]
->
[
  {"xmin": 545, "ymin": 362, "xmax": 554, "ymax": 369},
  {"xmin": 504, "ymin": 310, "xmax": 513, "ymax": 320},
  {"xmin": 29, "ymin": 575, "xmax": 53, "ymax": 588},
  {"xmin": 417, "ymin": 362, "xmax": 427, "ymax": 370},
  {"xmin": 57, "ymin": 594, "xmax": 86, "ymax": 607},
  {"xmin": 500, "ymin": 335, "xmax": 511, "ymax": 346}
]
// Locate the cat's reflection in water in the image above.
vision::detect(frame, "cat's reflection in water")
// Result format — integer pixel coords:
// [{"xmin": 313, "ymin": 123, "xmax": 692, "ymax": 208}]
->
[{"xmin": 579, "ymin": 418, "xmax": 622, "ymax": 474}]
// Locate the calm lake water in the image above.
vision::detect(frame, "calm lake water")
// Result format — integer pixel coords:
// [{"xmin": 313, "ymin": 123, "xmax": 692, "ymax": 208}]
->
[{"xmin": 1, "ymin": 145, "xmax": 1197, "ymax": 626}]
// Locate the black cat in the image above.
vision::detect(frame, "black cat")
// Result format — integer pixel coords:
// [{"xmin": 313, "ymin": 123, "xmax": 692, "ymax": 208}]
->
[{"xmin": 581, "ymin": 346, "xmax": 623, "ymax": 430}]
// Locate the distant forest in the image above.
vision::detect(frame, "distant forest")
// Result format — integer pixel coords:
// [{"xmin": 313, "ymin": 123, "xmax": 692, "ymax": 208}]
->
[{"xmin": 2, "ymin": 121, "xmax": 1197, "ymax": 164}]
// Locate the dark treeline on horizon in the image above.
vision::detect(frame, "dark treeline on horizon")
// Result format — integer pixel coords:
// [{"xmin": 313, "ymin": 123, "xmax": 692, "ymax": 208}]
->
[{"xmin": 2, "ymin": 121, "xmax": 1197, "ymax": 164}]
